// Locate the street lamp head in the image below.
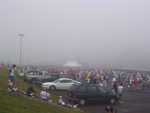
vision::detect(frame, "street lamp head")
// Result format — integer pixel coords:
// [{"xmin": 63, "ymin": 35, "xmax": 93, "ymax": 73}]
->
[{"xmin": 18, "ymin": 33, "xmax": 24, "ymax": 37}]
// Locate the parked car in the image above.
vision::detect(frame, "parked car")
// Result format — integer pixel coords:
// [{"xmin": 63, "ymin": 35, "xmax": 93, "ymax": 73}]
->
[
  {"xmin": 67, "ymin": 84, "xmax": 118, "ymax": 105},
  {"xmin": 25, "ymin": 71, "xmax": 43, "ymax": 79},
  {"xmin": 42, "ymin": 78, "xmax": 81, "ymax": 90},
  {"xmin": 41, "ymin": 74, "xmax": 60, "ymax": 82},
  {"xmin": 27, "ymin": 78, "xmax": 42, "ymax": 86}
]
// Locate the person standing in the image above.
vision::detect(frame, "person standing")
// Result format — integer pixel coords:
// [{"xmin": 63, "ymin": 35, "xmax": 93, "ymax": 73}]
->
[
  {"xmin": 8, "ymin": 65, "xmax": 16, "ymax": 83},
  {"xmin": 112, "ymin": 81, "xmax": 118, "ymax": 98},
  {"xmin": 118, "ymin": 83, "xmax": 124, "ymax": 99}
]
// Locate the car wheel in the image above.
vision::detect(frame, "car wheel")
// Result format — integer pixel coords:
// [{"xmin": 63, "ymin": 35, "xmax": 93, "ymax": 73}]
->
[
  {"xmin": 110, "ymin": 98, "xmax": 116, "ymax": 104},
  {"xmin": 49, "ymin": 86, "xmax": 56, "ymax": 91},
  {"xmin": 80, "ymin": 99, "xmax": 86, "ymax": 105}
]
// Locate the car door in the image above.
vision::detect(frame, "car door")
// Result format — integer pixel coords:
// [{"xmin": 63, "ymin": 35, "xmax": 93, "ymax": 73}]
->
[
  {"xmin": 87, "ymin": 86, "xmax": 99, "ymax": 102},
  {"xmin": 97, "ymin": 87, "xmax": 106, "ymax": 102},
  {"xmin": 56, "ymin": 79, "xmax": 74, "ymax": 90}
]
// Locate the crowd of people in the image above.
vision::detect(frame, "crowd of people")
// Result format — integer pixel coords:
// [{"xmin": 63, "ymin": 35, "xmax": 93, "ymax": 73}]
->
[
  {"xmin": 5, "ymin": 64, "xmax": 150, "ymax": 113},
  {"xmin": 64, "ymin": 68, "xmax": 150, "ymax": 92},
  {"xmin": 23, "ymin": 65, "xmax": 150, "ymax": 92}
]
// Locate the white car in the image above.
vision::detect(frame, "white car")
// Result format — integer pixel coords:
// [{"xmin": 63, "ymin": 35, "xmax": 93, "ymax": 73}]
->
[{"xmin": 42, "ymin": 78, "xmax": 81, "ymax": 90}]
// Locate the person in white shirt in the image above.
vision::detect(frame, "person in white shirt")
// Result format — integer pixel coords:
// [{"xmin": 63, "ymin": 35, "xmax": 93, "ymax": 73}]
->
[
  {"xmin": 58, "ymin": 96, "xmax": 66, "ymax": 106},
  {"xmin": 112, "ymin": 77, "xmax": 117, "ymax": 82},
  {"xmin": 40, "ymin": 89, "xmax": 50, "ymax": 101},
  {"xmin": 99, "ymin": 81, "xmax": 104, "ymax": 87},
  {"xmin": 8, "ymin": 80, "xmax": 14, "ymax": 92},
  {"xmin": 118, "ymin": 83, "xmax": 124, "ymax": 98}
]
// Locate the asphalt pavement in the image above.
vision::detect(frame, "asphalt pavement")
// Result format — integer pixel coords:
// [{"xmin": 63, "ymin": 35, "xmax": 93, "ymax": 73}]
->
[
  {"xmin": 81, "ymin": 89, "xmax": 150, "ymax": 113},
  {"xmin": 50, "ymin": 89, "xmax": 150, "ymax": 113}
]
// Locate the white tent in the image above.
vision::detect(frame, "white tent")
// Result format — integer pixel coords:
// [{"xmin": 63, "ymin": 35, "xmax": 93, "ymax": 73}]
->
[{"xmin": 63, "ymin": 61, "xmax": 82, "ymax": 67}]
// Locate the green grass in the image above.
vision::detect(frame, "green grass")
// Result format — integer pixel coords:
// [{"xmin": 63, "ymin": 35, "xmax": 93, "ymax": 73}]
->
[{"xmin": 0, "ymin": 67, "xmax": 84, "ymax": 113}]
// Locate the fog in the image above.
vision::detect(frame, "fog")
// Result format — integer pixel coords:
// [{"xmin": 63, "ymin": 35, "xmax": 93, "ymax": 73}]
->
[{"xmin": 0, "ymin": 0, "xmax": 150, "ymax": 69}]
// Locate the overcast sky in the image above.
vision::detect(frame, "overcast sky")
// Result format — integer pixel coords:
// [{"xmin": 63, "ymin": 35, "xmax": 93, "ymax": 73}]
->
[{"xmin": 0, "ymin": 0, "xmax": 150, "ymax": 69}]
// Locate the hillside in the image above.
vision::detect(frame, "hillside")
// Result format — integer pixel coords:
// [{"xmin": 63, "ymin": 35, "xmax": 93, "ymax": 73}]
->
[{"xmin": 0, "ymin": 67, "xmax": 83, "ymax": 113}]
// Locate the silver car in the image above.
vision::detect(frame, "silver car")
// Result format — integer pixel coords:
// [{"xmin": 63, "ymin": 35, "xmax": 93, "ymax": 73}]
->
[{"xmin": 42, "ymin": 78, "xmax": 81, "ymax": 90}]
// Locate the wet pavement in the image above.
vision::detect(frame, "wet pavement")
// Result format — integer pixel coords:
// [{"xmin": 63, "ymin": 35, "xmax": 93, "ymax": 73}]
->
[{"xmin": 81, "ymin": 89, "xmax": 150, "ymax": 113}]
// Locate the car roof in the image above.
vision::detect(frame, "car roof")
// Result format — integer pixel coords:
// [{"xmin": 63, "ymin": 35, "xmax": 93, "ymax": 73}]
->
[
  {"xmin": 58, "ymin": 78, "xmax": 73, "ymax": 81},
  {"xmin": 70, "ymin": 83, "xmax": 110, "ymax": 92}
]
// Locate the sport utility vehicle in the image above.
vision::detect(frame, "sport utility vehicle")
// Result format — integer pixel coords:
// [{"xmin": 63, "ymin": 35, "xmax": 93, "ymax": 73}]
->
[{"xmin": 67, "ymin": 84, "xmax": 118, "ymax": 105}]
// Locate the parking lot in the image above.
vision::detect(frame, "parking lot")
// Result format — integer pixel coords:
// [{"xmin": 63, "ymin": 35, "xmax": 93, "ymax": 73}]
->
[
  {"xmin": 24, "ymin": 68, "xmax": 150, "ymax": 113},
  {"xmin": 50, "ymin": 89, "xmax": 150, "ymax": 113}
]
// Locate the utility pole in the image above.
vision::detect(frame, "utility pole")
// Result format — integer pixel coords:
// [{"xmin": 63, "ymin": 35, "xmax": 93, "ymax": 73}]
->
[{"xmin": 18, "ymin": 33, "xmax": 24, "ymax": 67}]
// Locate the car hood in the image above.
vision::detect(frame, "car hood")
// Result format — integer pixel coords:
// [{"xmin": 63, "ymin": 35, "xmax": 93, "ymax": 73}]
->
[{"xmin": 74, "ymin": 81, "xmax": 81, "ymax": 85}]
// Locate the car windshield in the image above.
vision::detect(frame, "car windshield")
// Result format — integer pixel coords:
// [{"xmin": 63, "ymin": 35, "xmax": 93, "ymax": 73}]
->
[
  {"xmin": 53, "ymin": 79, "xmax": 72, "ymax": 83},
  {"xmin": 60, "ymin": 80, "xmax": 72, "ymax": 83},
  {"xmin": 72, "ymin": 80, "xmax": 79, "ymax": 84},
  {"xmin": 53, "ymin": 79, "xmax": 60, "ymax": 83},
  {"xmin": 88, "ymin": 86, "xmax": 97, "ymax": 92}
]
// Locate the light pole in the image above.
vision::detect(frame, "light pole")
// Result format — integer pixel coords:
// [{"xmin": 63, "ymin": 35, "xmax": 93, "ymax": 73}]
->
[{"xmin": 18, "ymin": 33, "xmax": 24, "ymax": 67}]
